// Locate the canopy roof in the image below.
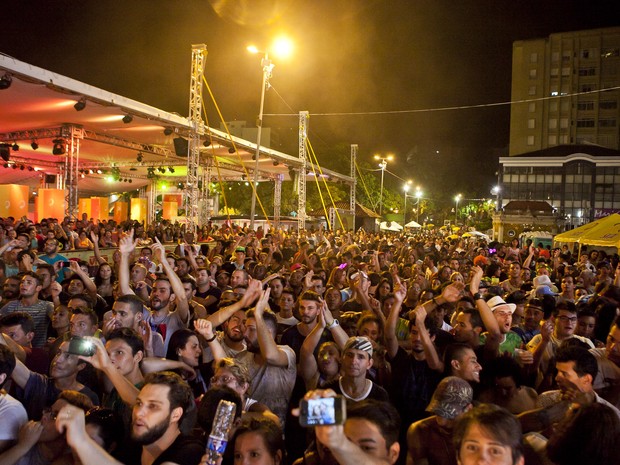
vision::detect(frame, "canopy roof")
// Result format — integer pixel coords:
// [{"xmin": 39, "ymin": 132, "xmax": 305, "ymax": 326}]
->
[
  {"xmin": 554, "ymin": 214, "xmax": 620, "ymax": 248},
  {"xmin": 0, "ymin": 54, "xmax": 353, "ymax": 197}
]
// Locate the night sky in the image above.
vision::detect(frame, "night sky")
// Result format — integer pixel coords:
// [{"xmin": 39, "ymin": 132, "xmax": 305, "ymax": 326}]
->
[{"xmin": 3, "ymin": 0, "xmax": 619, "ymax": 200}]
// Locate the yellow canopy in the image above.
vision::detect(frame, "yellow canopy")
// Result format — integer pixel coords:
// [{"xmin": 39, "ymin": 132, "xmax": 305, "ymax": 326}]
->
[{"xmin": 554, "ymin": 213, "xmax": 620, "ymax": 248}]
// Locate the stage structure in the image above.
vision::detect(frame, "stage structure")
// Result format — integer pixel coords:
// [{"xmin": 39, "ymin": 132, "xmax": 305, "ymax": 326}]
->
[{"xmin": 0, "ymin": 53, "xmax": 354, "ymax": 227}]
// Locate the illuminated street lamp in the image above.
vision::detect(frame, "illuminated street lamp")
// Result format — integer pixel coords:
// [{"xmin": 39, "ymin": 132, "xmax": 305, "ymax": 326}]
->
[
  {"xmin": 454, "ymin": 193, "xmax": 462, "ymax": 224},
  {"xmin": 415, "ymin": 187, "xmax": 423, "ymax": 223},
  {"xmin": 247, "ymin": 37, "xmax": 293, "ymax": 230},
  {"xmin": 374, "ymin": 153, "xmax": 393, "ymax": 216}
]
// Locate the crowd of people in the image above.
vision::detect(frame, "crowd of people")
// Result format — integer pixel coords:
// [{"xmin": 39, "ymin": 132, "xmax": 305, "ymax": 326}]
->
[{"xmin": 0, "ymin": 214, "xmax": 619, "ymax": 465}]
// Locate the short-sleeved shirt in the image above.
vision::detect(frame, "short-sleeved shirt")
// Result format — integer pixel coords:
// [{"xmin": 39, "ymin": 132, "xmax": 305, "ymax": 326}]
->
[
  {"xmin": 38, "ymin": 253, "xmax": 68, "ymax": 282},
  {"xmin": 322, "ymin": 377, "xmax": 390, "ymax": 404},
  {"xmin": 146, "ymin": 309, "xmax": 188, "ymax": 353},
  {"xmin": 0, "ymin": 299, "xmax": 54, "ymax": 348},
  {"xmin": 19, "ymin": 372, "xmax": 99, "ymax": 420},
  {"xmin": 0, "ymin": 393, "xmax": 28, "ymax": 441},
  {"xmin": 118, "ymin": 433, "xmax": 205, "ymax": 465},
  {"xmin": 238, "ymin": 345, "xmax": 297, "ymax": 426}
]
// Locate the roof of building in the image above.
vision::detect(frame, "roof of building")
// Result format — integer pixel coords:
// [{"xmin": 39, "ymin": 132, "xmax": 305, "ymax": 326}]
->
[
  {"xmin": 511, "ymin": 144, "xmax": 620, "ymax": 158},
  {"xmin": 504, "ymin": 200, "xmax": 554, "ymax": 213}
]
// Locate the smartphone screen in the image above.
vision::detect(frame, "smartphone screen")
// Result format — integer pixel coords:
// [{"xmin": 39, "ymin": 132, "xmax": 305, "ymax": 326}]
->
[
  {"xmin": 299, "ymin": 396, "xmax": 346, "ymax": 427},
  {"xmin": 67, "ymin": 337, "xmax": 96, "ymax": 357}
]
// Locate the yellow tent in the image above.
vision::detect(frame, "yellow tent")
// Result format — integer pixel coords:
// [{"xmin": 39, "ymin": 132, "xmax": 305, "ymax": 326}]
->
[{"xmin": 554, "ymin": 213, "xmax": 620, "ymax": 248}]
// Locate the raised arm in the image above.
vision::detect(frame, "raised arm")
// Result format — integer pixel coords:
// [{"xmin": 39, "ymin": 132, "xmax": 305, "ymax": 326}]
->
[
  {"xmin": 79, "ymin": 337, "xmax": 140, "ymax": 406},
  {"xmin": 118, "ymin": 229, "xmax": 137, "ymax": 296},
  {"xmin": 207, "ymin": 278, "xmax": 262, "ymax": 328},
  {"xmin": 152, "ymin": 238, "xmax": 189, "ymax": 324},
  {"xmin": 194, "ymin": 319, "xmax": 226, "ymax": 363},
  {"xmin": 253, "ymin": 288, "xmax": 289, "ymax": 366},
  {"xmin": 386, "ymin": 278, "xmax": 406, "ymax": 359},
  {"xmin": 469, "ymin": 265, "xmax": 501, "ymax": 350},
  {"xmin": 69, "ymin": 261, "xmax": 97, "ymax": 300},
  {"xmin": 413, "ymin": 305, "xmax": 443, "ymax": 372}
]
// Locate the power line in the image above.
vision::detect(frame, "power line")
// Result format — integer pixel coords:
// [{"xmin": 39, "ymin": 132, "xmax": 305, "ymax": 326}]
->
[{"xmin": 264, "ymin": 86, "xmax": 620, "ymax": 118}]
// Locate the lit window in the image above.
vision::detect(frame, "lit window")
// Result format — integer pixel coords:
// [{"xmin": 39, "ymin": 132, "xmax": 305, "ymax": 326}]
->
[
  {"xmin": 527, "ymin": 135, "xmax": 535, "ymax": 145},
  {"xmin": 549, "ymin": 119, "xmax": 558, "ymax": 129},
  {"xmin": 548, "ymin": 135, "xmax": 557, "ymax": 145},
  {"xmin": 560, "ymin": 118, "xmax": 569, "ymax": 129},
  {"xmin": 530, "ymin": 53, "xmax": 538, "ymax": 63},
  {"xmin": 529, "ymin": 69, "xmax": 537, "ymax": 79},
  {"xmin": 529, "ymin": 103, "xmax": 536, "ymax": 112},
  {"xmin": 529, "ymin": 86, "xmax": 536, "ymax": 96},
  {"xmin": 562, "ymin": 67, "xmax": 571, "ymax": 76},
  {"xmin": 528, "ymin": 119, "xmax": 536, "ymax": 129}
]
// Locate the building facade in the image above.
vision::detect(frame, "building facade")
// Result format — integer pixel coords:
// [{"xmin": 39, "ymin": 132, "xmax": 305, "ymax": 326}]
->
[
  {"xmin": 499, "ymin": 145, "xmax": 620, "ymax": 227},
  {"xmin": 509, "ymin": 27, "xmax": 620, "ymax": 156}
]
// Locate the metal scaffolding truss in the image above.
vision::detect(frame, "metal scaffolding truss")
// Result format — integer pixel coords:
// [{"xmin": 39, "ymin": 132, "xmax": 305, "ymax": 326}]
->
[
  {"xmin": 64, "ymin": 126, "xmax": 84, "ymax": 219},
  {"xmin": 274, "ymin": 173, "xmax": 283, "ymax": 229},
  {"xmin": 350, "ymin": 144, "xmax": 357, "ymax": 219},
  {"xmin": 297, "ymin": 111, "xmax": 308, "ymax": 231},
  {"xmin": 186, "ymin": 44, "xmax": 208, "ymax": 234}
]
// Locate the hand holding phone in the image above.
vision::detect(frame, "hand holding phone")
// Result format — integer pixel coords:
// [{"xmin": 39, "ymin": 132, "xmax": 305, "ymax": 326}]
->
[{"xmin": 299, "ymin": 395, "xmax": 346, "ymax": 427}]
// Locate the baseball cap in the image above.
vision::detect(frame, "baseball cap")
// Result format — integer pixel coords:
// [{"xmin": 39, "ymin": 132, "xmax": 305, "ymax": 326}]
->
[
  {"xmin": 235, "ymin": 246, "xmax": 246, "ymax": 253},
  {"xmin": 426, "ymin": 376, "xmax": 473, "ymax": 419},
  {"xmin": 343, "ymin": 336, "xmax": 373, "ymax": 358}
]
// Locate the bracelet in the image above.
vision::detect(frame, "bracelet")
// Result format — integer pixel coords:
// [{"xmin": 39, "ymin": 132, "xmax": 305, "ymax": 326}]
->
[{"xmin": 205, "ymin": 334, "xmax": 217, "ymax": 343}]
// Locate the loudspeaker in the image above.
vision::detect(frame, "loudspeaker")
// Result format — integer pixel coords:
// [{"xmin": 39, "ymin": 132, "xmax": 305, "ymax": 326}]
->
[
  {"xmin": 173, "ymin": 137, "xmax": 189, "ymax": 156},
  {"xmin": 45, "ymin": 174, "xmax": 57, "ymax": 184}
]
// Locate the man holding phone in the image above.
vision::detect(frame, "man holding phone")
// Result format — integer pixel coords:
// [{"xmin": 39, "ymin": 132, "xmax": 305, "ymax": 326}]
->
[{"xmin": 298, "ymin": 390, "xmax": 400, "ymax": 465}]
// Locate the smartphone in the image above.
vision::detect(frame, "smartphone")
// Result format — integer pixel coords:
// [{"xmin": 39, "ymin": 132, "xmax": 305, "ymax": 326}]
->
[
  {"xmin": 67, "ymin": 337, "xmax": 96, "ymax": 357},
  {"xmin": 60, "ymin": 261, "xmax": 72, "ymax": 268},
  {"xmin": 299, "ymin": 396, "xmax": 346, "ymax": 427}
]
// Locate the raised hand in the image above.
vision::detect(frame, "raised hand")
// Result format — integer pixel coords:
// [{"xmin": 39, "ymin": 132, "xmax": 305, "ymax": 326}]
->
[
  {"xmin": 119, "ymin": 229, "xmax": 137, "ymax": 255},
  {"xmin": 254, "ymin": 287, "xmax": 271, "ymax": 318},
  {"xmin": 194, "ymin": 319, "xmax": 215, "ymax": 340}
]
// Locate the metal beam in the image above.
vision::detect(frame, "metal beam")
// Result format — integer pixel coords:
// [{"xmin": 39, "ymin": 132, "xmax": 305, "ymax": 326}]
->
[{"xmin": 297, "ymin": 111, "xmax": 308, "ymax": 231}]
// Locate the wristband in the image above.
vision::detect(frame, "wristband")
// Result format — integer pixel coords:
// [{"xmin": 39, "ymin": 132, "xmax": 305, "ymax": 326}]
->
[
  {"xmin": 205, "ymin": 334, "xmax": 217, "ymax": 343},
  {"xmin": 473, "ymin": 292, "xmax": 482, "ymax": 301}
]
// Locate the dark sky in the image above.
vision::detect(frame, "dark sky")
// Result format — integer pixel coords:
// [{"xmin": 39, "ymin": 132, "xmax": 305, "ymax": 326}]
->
[{"xmin": 3, "ymin": 0, "xmax": 619, "ymax": 200}]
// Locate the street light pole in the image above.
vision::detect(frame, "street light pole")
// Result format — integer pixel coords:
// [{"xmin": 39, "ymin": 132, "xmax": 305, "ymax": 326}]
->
[
  {"xmin": 374, "ymin": 154, "xmax": 393, "ymax": 217},
  {"xmin": 403, "ymin": 184, "xmax": 409, "ymax": 225}
]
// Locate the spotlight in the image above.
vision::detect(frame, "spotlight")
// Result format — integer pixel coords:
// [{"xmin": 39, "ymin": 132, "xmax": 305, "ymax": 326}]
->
[
  {"xmin": 158, "ymin": 167, "xmax": 166, "ymax": 174},
  {"xmin": 52, "ymin": 139, "xmax": 66, "ymax": 155},
  {"xmin": 128, "ymin": 179, "xmax": 132, "ymax": 183},
  {"xmin": 273, "ymin": 160, "xmax": 280, "ymax": 166},
  {"xmin": 88, "ymin": 169, "xmax": 94, "ymax": 174},
  {"xmin": 228, "ymin": 147, "xmax": 235, "ymax": 154},
  {"xmin": 129, "ymin": 167, "xmax": 137, "ymax": 171},
  {"xmin": 96, "ymin": 169, "xmax": 103, "ymax": 174},
  {"xmin": 28, "ymin": 166, "xmax": 34, "ymax": 171},
  {"xmin": 136, "ymin": 152, "xmax": 143, "ymax": 162},
  {"xmin": 31, "ymin": 141, "xmax": 39, "ymax": 150},
  {"xmin": 80, "ymin": 172, "xmax": 85, "ymax": 178},
  {"xmin": 203, "ymin": 140, "xmax": 211, "ymax": 147},
  {"xmin": 163, "ymin": 127, "xmax": 173, "ymax": 136},
  {"xmin": 122, "ymin": 114, "xmax": 133, "ymax": 124},
  {"xmin": 19, "ymin": 165, "xmax": 25, "ymax": 170},
  {"xmin": 0, "ymin": 73, "xmax": 12, "ymax": 90},
  {"xmin": 74, "ymin": 99, "xmax": 86, "ymax": 111},
  {"xmin": 11, "ymin": 143, "xmax": 19, "ymax": 151},
  {"xmin": 0, "ymin": 143, "xmax": 10, "ymax": 162},
  {"xmin": 12, "ymin": 164, "xmax": 18, "ymax": 169},
  {"xmin": 168, "ymin": 166, "xmax": 175, "ymax": 173},
  {"xmin": 3, "ymin": 163, "xmax": 8, "ymax": 168}
]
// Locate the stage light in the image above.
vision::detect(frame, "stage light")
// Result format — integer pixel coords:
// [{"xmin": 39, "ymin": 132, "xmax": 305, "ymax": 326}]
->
[
  {"xmin": 52, "ymin": 139, "xmax": 66, "ymax": 155},
  {"xmin": 228, "ymin": 147, "xmax": 235, "ymax": 154},
  {"xmin": 136, "ymin": 152, "xmax": 143, "ymax": 162},
  {"xmin": 0, "ymin": 143, "xmax": 10, "ymax": 162},
  {"xmin": 158, "ymin": 167, "xmax": 166, "ymax": 173},
  {"xmin": 0, "ymin": 74, "xmax": 12, "ymax": 90},
  {"xmin": 168, "ymin": 166, "xmax": 175, "ymax": 173},
  {"xmin": 163, "ymin": 127, "xmax": 173, "ymax": 136},
  {"xmin": 203, "ymin": 140, "xmax": 211, "ymax": 147},
  {"xmin": 122, "ymin": 114, "xmax": 133, "ymax": 124},
  {"xmin": 272, "ymin": 160, "xmax": 279, "ymax": 166},
  {"xmin": 11, "ymin": 143, "xmax": 19, "ymax": 151},
  {"xmin": 128, "ymin": 179, "xmax": 132, "ymax": 183},
  {"xmin": 27, "ymin": 166, "xmax": 34, "ymax": 171},
  {"xmin": 19, "ymin": 165, "xmax": 25, "ymax": 170},
  {"xmin": 31, "ymin": 141, "xmax": 39, "ymax": 150},
  {"xmin": 96, "ymin": 169, "xmax": 103, "ymax": 174},
  {"xmin": 74, "ymin": 99, "xmax": 86, "ymax": 111},
  {"xmin": 12, "ymin": 164, "xmax": 18, "ymax": 169},
  {"xmin": 129, "ymin": 167, "xmax": 137, "ymax": 171}
]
